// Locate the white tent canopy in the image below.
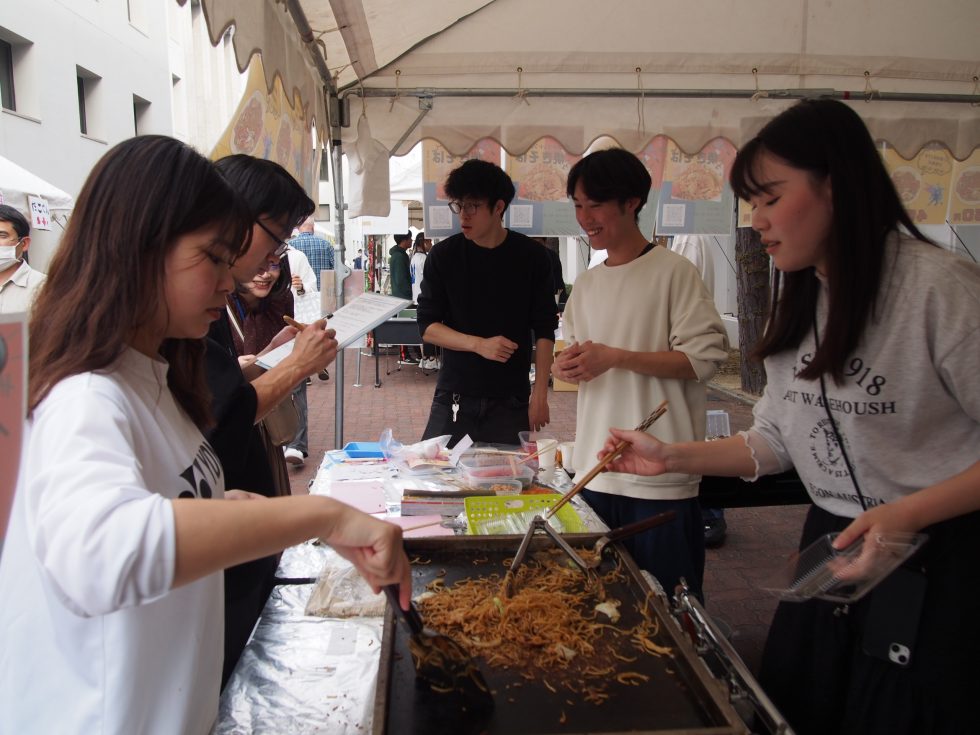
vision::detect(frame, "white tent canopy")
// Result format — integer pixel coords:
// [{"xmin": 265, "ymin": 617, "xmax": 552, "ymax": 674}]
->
[
  {"xmin": 1, "ymin": 154, "xmax": 75, "ymax": 272},
  {"xmin": 0, "ymin": 154, "xmax": 74, "ymax": 216},
  {"xmin": 202, "ymin": 0, "xmax": 980, "ymax": 159}
]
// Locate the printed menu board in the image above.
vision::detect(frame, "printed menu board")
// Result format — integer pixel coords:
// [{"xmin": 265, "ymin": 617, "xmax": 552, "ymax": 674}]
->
[
  {"xmin": 656, "ymin": 138, "xmax": 737, "ymax": 236},
  {"xmin": 948, "ymin": 150, "xmax": 980, "ymax": 226},
  {"xmin": 881, "ymin": 143, "xmax": 954, "ymax": 226},
  {"xmin": 505, "ymin": 137, "xmax": 582, "ymax": 236},
  {"xmin": 422, "ymin": 138, "xmax": 502, "ymax": 238}
]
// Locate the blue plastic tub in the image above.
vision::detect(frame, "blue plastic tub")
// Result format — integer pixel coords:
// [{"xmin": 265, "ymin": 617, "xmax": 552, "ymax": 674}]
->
[{"xmin": 342, "ymin": 441, "xmax": 385, "ymax": 459}]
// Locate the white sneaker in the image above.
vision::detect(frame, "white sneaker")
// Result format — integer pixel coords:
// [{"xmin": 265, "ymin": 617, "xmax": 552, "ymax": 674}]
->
[{"xmin": 283, "ymin": 447, "xmax": 305, "ymax": 466}]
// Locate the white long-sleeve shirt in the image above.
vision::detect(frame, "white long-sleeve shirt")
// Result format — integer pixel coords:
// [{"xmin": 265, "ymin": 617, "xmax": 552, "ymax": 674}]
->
[{"xmin": 0, "ymin": 348, "xmax": 225, "ymax": 734}]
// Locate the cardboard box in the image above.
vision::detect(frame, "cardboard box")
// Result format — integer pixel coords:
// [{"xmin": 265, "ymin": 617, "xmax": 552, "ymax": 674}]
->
[{"xmin": 553, "ymin": 339, "xmax": 578, "ymax": 392}]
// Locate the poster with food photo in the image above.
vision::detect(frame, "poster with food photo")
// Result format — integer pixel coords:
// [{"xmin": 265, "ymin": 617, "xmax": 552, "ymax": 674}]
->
[
  {"xmin": 881, "ymin": 143, "xmax": 953, "ymax": 225},
  {"xmin": 212, "ymin": 56, "xmax": 316, "ymax": 198},
  {"xmin": 505, "ymin": 137, "xmax": 581, "ymax": 236},
  {"xmin": 656, "ymin": 138, "xmax": 736, "ymax": 236},
  {"xmin": 948, "ymin": 150, "xmax": 980, "ymax": 226},
  {"xmin": 422, "ymin": 137, "xmax": 502, "ymax": 238}
]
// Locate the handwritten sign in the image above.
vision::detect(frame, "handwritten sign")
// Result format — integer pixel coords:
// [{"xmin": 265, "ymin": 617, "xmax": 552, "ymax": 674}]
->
[{"xmin": 27, "ymin": 196, "xmax": 51, "ymax": 231}]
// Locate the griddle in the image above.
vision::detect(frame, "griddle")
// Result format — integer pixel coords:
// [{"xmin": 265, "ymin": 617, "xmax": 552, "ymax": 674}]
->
[{"xmin": 373, "ymin": 535, "xmax": 748, "ymax": 734}]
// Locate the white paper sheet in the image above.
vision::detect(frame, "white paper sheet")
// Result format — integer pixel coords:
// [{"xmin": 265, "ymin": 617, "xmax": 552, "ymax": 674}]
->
[{"xmin": 256, "ymin": 293, "xmax": 410, "ymax": 369}]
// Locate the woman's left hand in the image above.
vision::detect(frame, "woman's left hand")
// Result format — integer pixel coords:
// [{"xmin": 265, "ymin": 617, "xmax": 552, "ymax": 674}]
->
[{"xmin": 834, "ymin": 500, "xmax": 919, "ymax": 550}]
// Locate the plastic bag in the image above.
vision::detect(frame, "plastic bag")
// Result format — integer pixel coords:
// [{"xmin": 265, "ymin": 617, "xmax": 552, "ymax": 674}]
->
[
  {"xmin": 305, "ymin": 562, "xmax": 386, "ymax": 618},
  {"xmin": 379, "ymin": 428, "xmax": 452, "ymax": 474}
]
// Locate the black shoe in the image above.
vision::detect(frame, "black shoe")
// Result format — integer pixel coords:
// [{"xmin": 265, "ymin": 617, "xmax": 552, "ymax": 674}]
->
[
  {"xmin": 305, "ymin": 377, "xmax": 312, "ymax": 385},
  {"xmin": 704, "ymin": 516, "xmax": 727, "ymax": 548},
  {"xmin": 318, "ymin": 369, "xmax": 330, "ymax": 381}
]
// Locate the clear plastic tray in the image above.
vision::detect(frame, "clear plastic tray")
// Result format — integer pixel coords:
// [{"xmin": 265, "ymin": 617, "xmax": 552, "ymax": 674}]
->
[
  {"xmin": 458, "ymin": 451, "xmax": 534, "ymax": 487},
  {"xmin": 761, "ymin": 532, "xmax": 927, "ymax": 603}
]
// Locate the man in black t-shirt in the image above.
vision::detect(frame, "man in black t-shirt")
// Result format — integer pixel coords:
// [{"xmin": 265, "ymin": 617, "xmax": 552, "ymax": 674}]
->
[{"xmin": 416, "ymin": 160, "xmax": 557, "ymax": 446}]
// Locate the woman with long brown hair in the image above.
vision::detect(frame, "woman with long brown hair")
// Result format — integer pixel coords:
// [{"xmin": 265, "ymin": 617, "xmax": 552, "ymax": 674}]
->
[
  {"xmin": 599, "ymin": 100, "xmax": 980, "ymax": 734},
  {"xmin": 0, "ymin": 136, "xmax": 411, "ymax": 734}
]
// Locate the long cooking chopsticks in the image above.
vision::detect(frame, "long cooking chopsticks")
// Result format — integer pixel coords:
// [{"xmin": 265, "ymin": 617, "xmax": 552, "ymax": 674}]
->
[{"xmin": 543, "ymin": 400, "xmax": 668, "ymax": 520}]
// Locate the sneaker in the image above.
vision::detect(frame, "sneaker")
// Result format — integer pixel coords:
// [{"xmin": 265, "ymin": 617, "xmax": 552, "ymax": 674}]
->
[
  {"xmin": 704, "ymin": 516, "xmax": 727, "ymax": 548},
  {"xmin": 317, "ymin": 369, "xmax": 330, "ymax": 381},
  {"xmin": 421, "ymin": 358, "xmax": 437, "ymax": 370},
  {"xmin": 284, "ymin": 447, "xmax": 305, "ymax": 466}
]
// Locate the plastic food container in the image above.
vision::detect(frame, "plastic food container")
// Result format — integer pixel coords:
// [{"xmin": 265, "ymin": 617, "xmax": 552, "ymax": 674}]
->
[
  {"xmin": 458, "ymin": 451, "xmax": 534, "ymax": 487},
  {"xmin": 473, "ymin": 479, "xmax": 523, "ymax": 496},
  {"xmin": 761, "ymin": 532, "xmax": 927, "ymax": 603}
]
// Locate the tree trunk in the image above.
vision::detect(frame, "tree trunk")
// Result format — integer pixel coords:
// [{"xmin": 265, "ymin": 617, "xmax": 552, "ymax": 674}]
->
[{"xmin": 735, "ymin": 227, "xmax": 770, "ymax": 395}]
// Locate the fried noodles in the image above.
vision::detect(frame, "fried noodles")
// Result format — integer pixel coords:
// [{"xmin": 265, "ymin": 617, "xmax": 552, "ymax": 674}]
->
[{"xmin": 416, "ymin": 548, "xmax": 672, "ymax": 701}]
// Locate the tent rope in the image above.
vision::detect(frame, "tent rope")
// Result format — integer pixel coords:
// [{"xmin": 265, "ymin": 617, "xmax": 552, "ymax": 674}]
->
[
  {"xmin": 636, "ymin": 67, "xmax": 646, "ymax": 133},
  {"xmin": 863, "ymin": 71, "xmax": 879, "ymax": 102},
  {"xmin": 972, "ymin": 76, "xmax": 979, "ymax": 107},
  {"xmin": 513, "ymin": 67, "xmax": 530, "ymax": 105},
  {"xmin": 388, "ymin": 70, "xmax": 401, "ymax": 112},
  {"xmin": 750, "ymin": 68, "xmax": 769, "ymax": 102}
]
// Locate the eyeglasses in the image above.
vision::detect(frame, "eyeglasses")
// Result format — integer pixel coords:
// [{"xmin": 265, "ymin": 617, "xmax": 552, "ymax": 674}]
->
[
  {"xmin": 255, "ymin": 219, "xmax": 290, "ymax": 258},
  {"xmin": 448, "ymin": 201, "xmax": 484, "ymax": 215}
]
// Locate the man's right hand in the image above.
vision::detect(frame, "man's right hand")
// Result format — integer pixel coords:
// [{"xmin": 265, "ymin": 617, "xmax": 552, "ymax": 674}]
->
[
  {"xmin": 475, "ymin": 335, "xmax": 518, "ymax": 363},
  {"xmin": 287, "ymin": 318, "xmax": 338, "ymax": 376}
]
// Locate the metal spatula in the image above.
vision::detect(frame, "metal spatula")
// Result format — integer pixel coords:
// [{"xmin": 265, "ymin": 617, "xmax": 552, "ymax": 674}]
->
[{"xmin": 383, "ymin": 585, "xmax": 494, "ymax": 711}]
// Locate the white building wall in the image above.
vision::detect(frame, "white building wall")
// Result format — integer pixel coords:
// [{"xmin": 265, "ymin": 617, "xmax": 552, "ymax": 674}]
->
[
  {"xmin": 0, "ymin": 0, "xmax": 173, "ymax": 268},
  {"xmin": 0, "ymin": 0, "xmax": 247, "ymax": 269}
]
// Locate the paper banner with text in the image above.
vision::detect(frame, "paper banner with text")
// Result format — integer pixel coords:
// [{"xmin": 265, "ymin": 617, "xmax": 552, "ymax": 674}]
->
[
  {"xmin": 948, "ymin": 150, "xmax": 980, "ymax": 226},
  {"xmin": 211, "ymin": 55, "xmax": 316, "ymax": 199},
  {"xmin": 503, "ymin": 137, "xmax": 582, "ymax": 236},
  {"xmin": 422, "ymin": 138, "xmax": 502, "ymax": 238},
  {"xmin": 881, "ymin": 143, "xmax": 954, "ymax": 226},
  {"xmin": 656, "ymin": 138, "xmax": 736, "ymax": 236}
]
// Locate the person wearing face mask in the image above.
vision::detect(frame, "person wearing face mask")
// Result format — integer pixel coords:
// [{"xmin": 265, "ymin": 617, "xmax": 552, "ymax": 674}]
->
[{"xmin": 0, "ymin": 204, "xmax": 45, "ymax": 314}]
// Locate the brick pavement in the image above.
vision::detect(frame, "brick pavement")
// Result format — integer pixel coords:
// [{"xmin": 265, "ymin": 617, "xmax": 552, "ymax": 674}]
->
[{"xmin": 290, "ymin": 347, "xmax": 808, "ymax": 675}]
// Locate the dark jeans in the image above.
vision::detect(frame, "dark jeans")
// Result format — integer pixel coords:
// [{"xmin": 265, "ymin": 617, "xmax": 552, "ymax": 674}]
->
[
  {"xmin": 421, "ymin": 389, "xmax": 529, "ymax": 446},
  {"xmin": 581, "ymin": 490, "xmax": 705, "ymax": 602}
]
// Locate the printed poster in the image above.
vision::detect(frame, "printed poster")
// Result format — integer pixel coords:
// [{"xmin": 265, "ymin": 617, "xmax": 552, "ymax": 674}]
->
[
  {"xmin": 881, "ymin": 143, "xmax": 954, "ymax": 226},
  {"xmin": 636, "ymin": 136, "xmax": 668, "ymax": 238},
  {"xmin": 0, "ymin": 314, "xmax": 26, "ymax": 544},
  {"xmin": 505, "ymin": 137, "xmax": 581, "ymax": 236},
  {"xmin": 656, "ymin": 138, "xmax": 737, "ymax": 236},
  {"xmin": 948, "ymin": 150, "xmax": 980, "ymax": 226},
  {"xmin": 422, "ymin": 138, "xmax": 502, "ymax": 238},
  {"xmin": 211, "ymin": 55, "xmax": 317, "ymax": 199}
]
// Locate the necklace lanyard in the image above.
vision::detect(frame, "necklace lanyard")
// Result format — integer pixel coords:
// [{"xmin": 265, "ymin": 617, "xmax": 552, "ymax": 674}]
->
[{"xmin": 812, "ymin": 307, "xmax": 868, "ymax": 511}]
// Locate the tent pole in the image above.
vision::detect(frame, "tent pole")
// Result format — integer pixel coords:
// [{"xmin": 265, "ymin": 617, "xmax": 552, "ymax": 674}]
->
[
  {"xmin": 330, "ymin": 116, "xmax": 348, "ymax": 449},
  {"xmin": 340, "ymin": 87, "xmax": 980, "ymax": 105}
]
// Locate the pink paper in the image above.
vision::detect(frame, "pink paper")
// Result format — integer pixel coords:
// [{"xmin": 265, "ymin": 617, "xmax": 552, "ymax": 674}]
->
[
  {"xmin": 328, "ymin": 479, "xmax": 387, "ymax": 514},
  {"xmin": 384, "ymin": 515, "xmax": 455, "ymax": 538}
]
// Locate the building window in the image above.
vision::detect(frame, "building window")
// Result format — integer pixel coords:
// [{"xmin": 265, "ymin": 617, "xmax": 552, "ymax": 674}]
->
[
  {"xmin": 0, "ymin": 39, "xmax": 14, "ymax": 111},
  {"xmin": 77, "ymin": 76, "xmax": 88, "ymax": 134},
  {"xmin": 76, "ymin": 65, "xmax": 102, "ymax": 138},
  {"xmin": 133, "ymin": 94, "xmax": 150, "ymax": 136}
]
